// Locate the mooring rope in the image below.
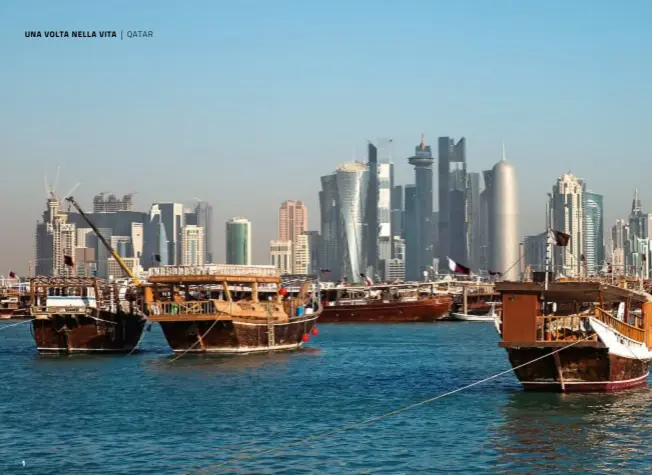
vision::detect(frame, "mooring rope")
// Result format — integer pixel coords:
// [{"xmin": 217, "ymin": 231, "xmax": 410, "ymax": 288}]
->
[
  {"xmin": 125, "ymin": 319, "xmax": 150, "ymax": 357},
  {"xmin": 0, "ymin": 319, "xmax": 35, "ymax": 331},
  {"xmin": 189, "ymin": 335, "xmax": 595, "ymax": 473},
  {"xmin": 167, "ymin": 301, "xmax": 233, "ymax": 364}
]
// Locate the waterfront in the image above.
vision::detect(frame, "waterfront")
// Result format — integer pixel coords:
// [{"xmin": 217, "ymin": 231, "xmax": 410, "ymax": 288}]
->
[{"xmin": 0, "ymin": 322, "xmax": 650, "ymax": 474}]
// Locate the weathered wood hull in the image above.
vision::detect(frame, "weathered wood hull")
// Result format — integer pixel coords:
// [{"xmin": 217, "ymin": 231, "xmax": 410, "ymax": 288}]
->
[
  {"xmin": 319, "ymin": 298, "xmax": 452, "ymax": 323},
  {"xmin": 505, "ymin": 346, "xmax": 650, "ymax": 392},
  {"xmin": 32, "ymin": 312, "xmax": 146, "ymax": 354},
  {"xmin": 158, "ymin": 316, "xmax": 318, "ymax": 353}
]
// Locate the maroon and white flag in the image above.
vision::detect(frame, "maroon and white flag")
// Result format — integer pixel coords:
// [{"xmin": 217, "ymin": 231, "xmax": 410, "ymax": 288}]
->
[
  {"xmin": 548, "ymin": 229, "xmax": 570, "ymax": 247},
  {"xmin": 448, "ymin": 257, "xmax": 471, "ymax": 275}
]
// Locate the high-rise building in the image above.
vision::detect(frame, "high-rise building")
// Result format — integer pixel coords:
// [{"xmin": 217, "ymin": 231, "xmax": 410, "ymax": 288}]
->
[
  {"xmin": 143, "ymin": 207, "xmax": 169, "ymax": 267},
  {"xmin": 226, "ymin": 217, "xmax": 251, "ymax": 265},
  {"xmin": 377, "ymin": 139, "xmax": 393, "ymax": 279},
  {"xmin": 302, "ymin": 231, "xmax": 322, "ymax": 275},
  {"xmin": 408, "ymin": 134, "xmax": 434, "ymax": 278},
  {"xmin": 626, "ymin": 189, "xmax": 649, "ymax": 277},
  {"xmin": 479, "ymin": 169, "xmax": 494, "ymax": 271},
  {"xmin": 612, "ymin": 219, "xmax": 628, "ymax": 274},
  {"xmin": 319, "ymin": 174, "xmax": 341, "ymax": 279},
  {"xmin": 150, "ymin": 203, "xmax": 184, "ymax": 265},
  {"xmin": 336, "ymin": 162, "xmax": 368, "ymax": 282},
  {"xmin": 438, "ymin": 137, "xmax": 466, "ymax": 269},
  {"xmin": 269, "ymin": 240, "xmax": 292, "ymax": 274},
  {"xmin": 583, "ymin": 191, "xmax": 604, "ymax": 274},
  {"xmin": 390, "ymin": 185, "xmax": 404, "ymax": 247},
  {"xmin": 403, "ymin": 184, "xmax": 419, "ymax": 280},
  {"xmin": 523, "ymin": 232, "xmax": 548, "ymax": 272},
  {"xmin": 278, "ymin": 200, "xmax": 308, "ymax": 272},
  {"xmin": 35, "ymin": 198, "xmax": 77, "ymax": 277},
  {"xmin": 92, "ymin": 192, "xmax": 134, "ymax": 213},
  {"xmin": 466, "ymin": 172, "xmax": 481, "ymax": 268},
  {"xmin": 278, "ymin": 200, "xmax": 308, "ymax": 243},
  {"xmin": 293, "ymin": 233, "xmax": 310, "ymax": 274},
  {"xmin": 181, "ymin": 225, "xmax": 205, "ymax": 266},
  {"xmin": 364, "ymin": 143, "xmax": 379, "ymax": 277},
  {"xmin": 185, "ymin": 201, "xmax": 214, "ymax": 264},
  {"xmin": 550, "ymin": 173, "xmax": 584, "ymax": 276},
  {"xmin": 489, "ymin": 151, "xmax": 519, "ymax": 281}
]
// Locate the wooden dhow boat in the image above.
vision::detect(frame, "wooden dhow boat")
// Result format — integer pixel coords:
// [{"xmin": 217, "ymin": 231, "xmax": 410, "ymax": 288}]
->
[
  {"xmin": 318, "ymin": 282, "xmax": 452, "ymax": 323},
  {"xmin": 29, "ymin": 196, "xmax": 147, "ymax": 354},
  {"xmin": 30, "ymin": 276, "xmax": 146, "ymax": 353},
  {"xmin": 495, "ymin": 279, "xmax": 652, "ymax": 392},
  {"xmin": 145, "ymin": 264, "xmax": 322, "ymax": 354}
]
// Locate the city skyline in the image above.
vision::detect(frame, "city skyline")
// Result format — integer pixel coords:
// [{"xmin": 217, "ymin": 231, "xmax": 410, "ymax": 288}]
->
[{"xmin": 2, "ymin": 1, "xmax": 652, "ymax": 272}]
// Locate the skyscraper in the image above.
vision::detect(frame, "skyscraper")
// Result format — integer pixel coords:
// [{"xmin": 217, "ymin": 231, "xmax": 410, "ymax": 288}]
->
[
  {"xmin": 195, "ymin": 200, "xmax": 214, "ymax": 264},
  {"xmin": 335, "ymin": 162, "xmax": 368, "ymax": 282},
  {"xmin": 364, "ymin": 143, "xmax": 379, "ymax": 277},
  {"xmin": 226, "ymin": 217, "xmax": 251, "ymax": 265},
  {"xmin": 466, "ymin": 172, "xmax": 481, "ymax": 268},
  {"xmin": 269, "ymin": 240, "xmax": 292, "ymax": 274},
  {"xmin": 152, "ymin": 203, "xmax": 184, "ymax": 265},
  {"xmin": 489, "ymin": 149, "xmax": 519, "ymax": 281},
  {"xmin": 278, "ymin": 200, "xmax": 308, "ymax": 273},
  {"xmin": 403, "ymin": 184, "xmax": 419, "ymax": 280},
  {"xmin": 278, "ymin": 200, "xmax": 308, "ymax": 243},
  {"xmin": 479, "ymin": 169, "xmax": 494, "ymax": 271},
  {"xmin": 550, "ymin": 173, "xmax": 584, "ymax": 276},
  {"xmin": 181, "ymin": 225, "xmax": 205, "ymax": 266},
  {"xmin": 377, "ymin": 139, "xmax": 393, "ymax": 279},
  {"xmin": 408, "ymin": 134, "xmax": 434, "ymax": 278},
  {"xmin": 583, "ymin": 191, "xmax": 604, "ymax": 274},
  {"xmin": 319, "ymin": 174, "xmax": 341, "ymax": 279},
  {"xmin": 438, "ymin": 137, "xmax": 466, "ymax": 268}
]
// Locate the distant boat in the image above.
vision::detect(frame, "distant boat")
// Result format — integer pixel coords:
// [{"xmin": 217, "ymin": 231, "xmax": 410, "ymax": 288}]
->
[
  {"xmin": 450, "ymin": 303, "xmax": 499, "ymax": 322},
  {"xmin": 318, "ymin": 283, "xmax": 452, "ymax": 323}
]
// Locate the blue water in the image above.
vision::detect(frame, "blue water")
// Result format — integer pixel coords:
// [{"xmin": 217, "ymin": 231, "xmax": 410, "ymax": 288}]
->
[{"xmin": 0, "ymin": 321, "xmax": 651, "ymax": 474}]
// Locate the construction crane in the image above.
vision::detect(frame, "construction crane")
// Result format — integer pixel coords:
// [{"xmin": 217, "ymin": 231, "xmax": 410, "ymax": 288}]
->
[{"xmin": 65, "ymin": 196, "xmax": 142, "ymax": 287}]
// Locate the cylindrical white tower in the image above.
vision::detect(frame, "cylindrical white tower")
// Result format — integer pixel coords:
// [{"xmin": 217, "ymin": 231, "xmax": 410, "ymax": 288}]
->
[{"xmin": 490, "ymin": 158, "xmax": 519, "ymax": 281}]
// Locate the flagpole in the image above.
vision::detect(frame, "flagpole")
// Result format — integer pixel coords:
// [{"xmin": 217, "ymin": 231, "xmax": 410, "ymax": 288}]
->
[{"xmin": 545, "ymin": 228, "xmax": 551, "ymax": 291}]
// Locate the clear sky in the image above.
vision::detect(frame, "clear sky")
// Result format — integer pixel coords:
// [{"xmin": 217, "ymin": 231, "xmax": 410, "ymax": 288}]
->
[{"xmin": 1, "ymin": 0, "xmax": 651, "ymax": 274}]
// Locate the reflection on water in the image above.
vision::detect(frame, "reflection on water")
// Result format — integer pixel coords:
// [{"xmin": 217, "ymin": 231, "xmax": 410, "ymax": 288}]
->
[
  {"xmin": 149, "ymin": 347, "xmax": 322, "ymax": 375},
  {"xmin": 492, "ymin": 388, "xmax": 652, "ymax": 472}
]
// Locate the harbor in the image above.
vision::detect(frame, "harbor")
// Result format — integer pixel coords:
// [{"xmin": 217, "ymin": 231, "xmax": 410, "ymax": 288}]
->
[{"xmin": 0, "ymin": 319, "xmax": 649, "ymax": 473}]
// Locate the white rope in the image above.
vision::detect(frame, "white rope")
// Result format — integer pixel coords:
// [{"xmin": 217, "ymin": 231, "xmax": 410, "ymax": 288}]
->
[
  {"xmin": 0, "ymin": 319, "xmax": 35, "ymax": 331},
  {"xmin": 190, "ymin": 335, "xmax": 594, "ymax": 473}
]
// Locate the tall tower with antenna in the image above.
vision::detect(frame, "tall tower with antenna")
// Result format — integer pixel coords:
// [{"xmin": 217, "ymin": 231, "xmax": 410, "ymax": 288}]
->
[{"xmin": 407, "ymin": 133, "xmax": 434, "ymax": 280}]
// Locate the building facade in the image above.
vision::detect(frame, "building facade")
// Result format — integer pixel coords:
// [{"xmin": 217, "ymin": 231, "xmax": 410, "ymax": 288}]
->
[
  {"xmin": 226, "ymin": 217, "xmax": 251, "ymax": 265},
  {"xmin": 181, "ymin": 225, "xmax": 205, "ymax": 266},
  {"xmin": 550, "ymin": 173, "xmax": 584, "ymax": 276},
  {"xmin": 270, "ymin": 240, "xmax": 292, "ymax": 274}
]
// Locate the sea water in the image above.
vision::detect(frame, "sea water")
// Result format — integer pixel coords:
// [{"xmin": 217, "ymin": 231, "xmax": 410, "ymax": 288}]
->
[{"xmin": 0, "ymin": 322, "xmax": 650, "ymax": 474}]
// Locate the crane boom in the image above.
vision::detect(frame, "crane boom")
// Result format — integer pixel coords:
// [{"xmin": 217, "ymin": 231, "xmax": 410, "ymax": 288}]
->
[{"xmin": 65, "ymin": 196, "xmax": 142, "ymax": 286}]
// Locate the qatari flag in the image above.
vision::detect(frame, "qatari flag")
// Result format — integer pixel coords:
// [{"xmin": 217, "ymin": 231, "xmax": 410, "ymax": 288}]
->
[
  {"xmin": 549, "ymin": 229, "xmax": 570, "ymax": 247},
  {"xmin": 9, "ymin": 271, "xmax": 16, "ymax": 279},
  {"xmin": 448, "ymin": 257, "xmax": 471, "ymax": 275},
  {"xmin": 64, "ymin": 255, "xmax": 74, "ymax": 267}
]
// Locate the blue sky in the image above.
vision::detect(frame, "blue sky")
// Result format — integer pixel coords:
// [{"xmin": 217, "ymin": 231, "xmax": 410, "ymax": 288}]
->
[{"xmin": 1, "ymin": 0, "xmax": 651, "ymax": 272}]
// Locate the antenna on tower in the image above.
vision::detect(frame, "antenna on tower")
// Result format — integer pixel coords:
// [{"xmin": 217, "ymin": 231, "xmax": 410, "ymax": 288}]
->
[{"xmin": 502, "ymin": 142, "xmax": 507, "ymax": 161}]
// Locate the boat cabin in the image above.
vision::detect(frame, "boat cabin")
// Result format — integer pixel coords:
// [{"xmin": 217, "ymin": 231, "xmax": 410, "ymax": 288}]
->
[
  {"xmin": 145, "ymin": 265, "xmax": 319, "ymax": 323},
  {"xmin": 321, "ymin": 283, "xmax": 439, "ymax": 307},
  {"xmin": 29, "ymin": 277, "xmax": 131, "ymax": 316},
  {"xmin": 495, "ymin": 281, "xmax": 652, "ymax": 349}
]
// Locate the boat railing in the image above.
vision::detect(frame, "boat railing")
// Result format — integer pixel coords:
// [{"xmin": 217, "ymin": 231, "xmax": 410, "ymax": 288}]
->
[
  {"xmin": 149, "ymin": 300, "xmax": 220, "ymax": 315},
  {"xmin": 149, "ymin": 264, "xmax": 280, "ymax": 278},
  {"xmin": 30, "ymin": 305, "xmax": 91, "ymax": 316},
  {"xmin": 593, "ymin": 307, "xmax": 646, "ymax": 343},
  {"xmin": 535, "ymin": 315, "xmax": 593, "ymax": 342},
  {"xmin": 149, "ymin": 299, "xmax": 286, "ymax": 316}
]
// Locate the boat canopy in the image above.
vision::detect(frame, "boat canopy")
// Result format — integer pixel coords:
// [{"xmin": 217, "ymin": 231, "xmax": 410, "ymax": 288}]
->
[{"xmin": 495, "ymin": 281, "xmax": 652, "ymax": 303}]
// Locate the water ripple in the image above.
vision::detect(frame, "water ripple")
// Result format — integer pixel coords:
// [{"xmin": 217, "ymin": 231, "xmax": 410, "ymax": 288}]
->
[{"xmin": 0, "ymin": 321, "xmax": 650, "ymax": 474}]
